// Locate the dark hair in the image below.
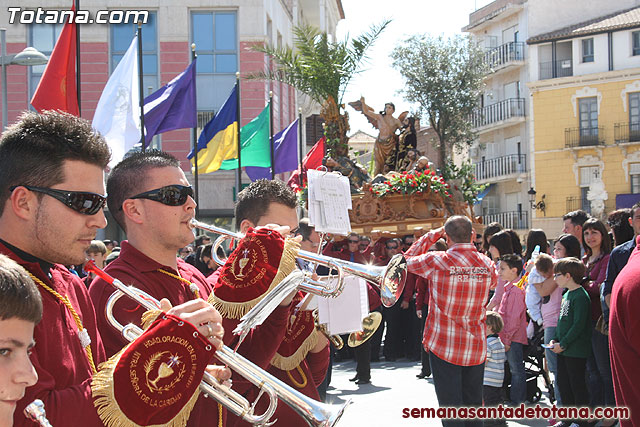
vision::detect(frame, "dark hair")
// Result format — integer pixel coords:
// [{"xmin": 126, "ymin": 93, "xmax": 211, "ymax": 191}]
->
[
  {"xmin": 486, "ymin": 311, "xmax": 504, "ymax": 334},
  {"xmin": 295, "ymin": 218, "xmax": 314, "ymax": 241},
  {"xmin": 402, "ymin": 234, "xmax": 415, "ymax": 245},
  {"xmin": 234, "ymin": 179, "xmax": 297, "ymax": 230},
  {"xmin": 524, "ymin": 229, "xmax": 549, "ymax": 262},
  {"xmin": 444, "ymin": 215, "xmax": 473, "ymax": 243},
  {"xmin": 87, "ymin": 240, "xmax": 107, "ymax": 255},
  {"xmin": 534, "ymin": 253, "xmax": 554, "ymax": 275},
  {"xmin": 200, "ymin": 243, "xmax": 213, "ymax": 261},
  {"xmin": 195, "ymin": 235, "xmax": 211, "ymax": 247},
  {"xmin": 488, "ymin": 231, "xmax": 513, "ymax": 258},
  {"xmin": 582, "ymin": 218, "xmax": 612, "ymax": 257},
  {"xmin": 563, "ymin": 210, "xmax": 589, "ymax": 227},
  {"xmin": 0, "ymin": 110, "xmax": 111, "ymax": 213},
  {"xmin": 632, "ymin": 201, "xmax": 640, "ymax": 218},
  {"xmin": 607, "ymin": 209, "xmax": 634, "ymax": 246},
  {"xmin": 431, "ymin": 238, "xmax": 448, "ymax": 251},
  {"xmin": 386, "ymin": 238, "xmax": 401, "ymax": 249},
  {"xmin": 482, "ymin": 222, "xmax": 503, "ymax": 252},
  {"xmin": 500, "ymin": 254, "xmax": 523, "ymax": 275},
  {"xmin": 554, "ymin": 233, "xmax": 582, "ymax": 259},
  {"xmin": 554, "ymin": 257, "xmax": 586, "ymax": 284},
  {"xmin": 0, "ymin": 254, "xmax": 42, "ymax": 323},
  {"xmin": 505, "ymin": 229, "xmax": 522, "ymax": 256},
  {"xmin": 106, "ymin": 150, "xmax": 180, "ymax": 231}
]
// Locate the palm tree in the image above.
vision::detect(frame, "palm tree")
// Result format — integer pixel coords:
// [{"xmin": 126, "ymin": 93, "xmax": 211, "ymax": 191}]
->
[{"xmin": 248, "ymin": 20, "xmax": 390, "ymax": 156}]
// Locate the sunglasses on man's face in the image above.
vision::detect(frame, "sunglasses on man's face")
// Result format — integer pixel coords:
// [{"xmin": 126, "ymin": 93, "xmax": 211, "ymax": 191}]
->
[
  {"xmin": 126, "ymin": 185, "xmax": 194, "ymax": 209},
  {"xmin": 348, "ymin": 240, "xmax": 359, "ymax": 244},
  {"xmin": 387, "ymin": 245, "xmax": 398, "ymax": 250},
  {"xmin": 10, "ymin": 185, "xmax": 106, "ymax": 215}
]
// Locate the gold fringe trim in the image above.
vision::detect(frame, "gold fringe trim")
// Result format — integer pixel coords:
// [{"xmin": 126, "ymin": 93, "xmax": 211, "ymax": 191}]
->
[
  {"xmin": 141, "ymin": 309, "xmax": 163, "ymax": 330},
  {"xmin": 209, "ymin": 237, "xmax": 300, "ymax": 319},
  {"xmin": 91, "ymin": 348, "xmax": 200, "ymax": 427},
  {"xmin": 270, "ymin": 327, "xmax": 320, "ymax": 371}
]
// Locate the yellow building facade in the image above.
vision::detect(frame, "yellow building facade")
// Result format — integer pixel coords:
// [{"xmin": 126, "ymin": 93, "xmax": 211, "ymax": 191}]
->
[{"xmin": 529, "ymin": 68, "xmax": 640, "ymax": 236}]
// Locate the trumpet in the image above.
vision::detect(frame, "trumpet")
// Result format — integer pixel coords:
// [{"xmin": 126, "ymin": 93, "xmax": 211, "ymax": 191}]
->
[
  {"xmin": 86, "ymin": 261, "xmax": 350, "ymax": 427},
  {"xmin": 190, "ymin": 219, "xmax": 407, "ymax": 308},
  {"xmin": 24, "ymin": 399, "xmax": 52, "ymax": 427}
]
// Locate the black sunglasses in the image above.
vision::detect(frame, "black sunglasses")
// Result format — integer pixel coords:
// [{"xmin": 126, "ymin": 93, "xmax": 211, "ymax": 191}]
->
[
  {"xmin": 10, "ymin": 185, "xmax": 106, "ymax": 215},
  {"xmin": 126, "ymin": 185, "xmax": 194, "ymax": 208},
  {"xmin": 386, "ymin": 245, "xmax": 399, "ymax": 250}
]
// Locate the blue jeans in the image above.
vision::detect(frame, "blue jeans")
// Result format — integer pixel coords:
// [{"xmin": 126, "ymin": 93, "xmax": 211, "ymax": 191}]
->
[
  {"xmin": 544, "ymin": 327, "xmax": 562, "ymax": 406},
  {"xmin": 591, "ymin": 329, "xmax": 615, "ymax": 406},
  {"xmin": 430, "ymin": 352, "xmax": 484, "ymax": 427},
  {"xmin": 506, "ymin": 342, "xmax": 526, "ymax": 404}
]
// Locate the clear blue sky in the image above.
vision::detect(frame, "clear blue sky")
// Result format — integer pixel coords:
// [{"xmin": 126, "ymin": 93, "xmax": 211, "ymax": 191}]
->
[{"xmin": 337, "ymin": 0, "xmax": 493, "ymax": 136}]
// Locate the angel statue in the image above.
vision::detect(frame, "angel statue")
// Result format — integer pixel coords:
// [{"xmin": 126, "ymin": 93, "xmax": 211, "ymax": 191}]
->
[{"xmin": 349, "ymin": 97, "xmax": 407, "ymax": 176}]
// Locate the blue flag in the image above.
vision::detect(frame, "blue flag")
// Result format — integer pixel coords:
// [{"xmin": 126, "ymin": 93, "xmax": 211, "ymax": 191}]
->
[
  {"xmin": 143, "ymin": 59, "xmax": 197, "ymax": 146},
  {"xmin": 246, "ymin": 118, "xmax": 299, "ymax": 181}
]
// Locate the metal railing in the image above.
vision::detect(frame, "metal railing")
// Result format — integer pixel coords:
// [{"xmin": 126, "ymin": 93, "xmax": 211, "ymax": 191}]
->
[
  {"xmin": 566, "ymin": 196, "xmax": 591, "ymax": 214},
  {"xmin": 565, "ymin": 127, "xmax": 605, "ymax": 148},
  {"xmin": 539, "ymin": 59, "xmax": 573, "ymax": 80},
  {"xmin": 475, "ymin": 154, "xmax": 527, "ymax": 181},
  {"xmin": 485, "ymin": 42, "xmax": 525, "ymax": 70},
  {"xmin": 614, "ymin": 122, "xmax": 640, "ymax": 144},
  {"xmin": 482, "ymin": 211, "xmax": 529, "ymax": 230},
  {"xmin": 471, "ymin": 98, "xmax": 525, "ymax": 128}
]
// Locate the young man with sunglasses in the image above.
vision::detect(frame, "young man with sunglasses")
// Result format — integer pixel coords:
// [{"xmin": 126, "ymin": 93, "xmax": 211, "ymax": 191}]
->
[
  {"xmin": 322, "ymin": 232, "xmax": 372, "ymax": 264},
  {"xmin": 89, "ymin": 150, "xmax": 229, "ymax": 426},
  {"xmin": 0, "ymin": 112, "xmax": 227, "ymax": 427}
]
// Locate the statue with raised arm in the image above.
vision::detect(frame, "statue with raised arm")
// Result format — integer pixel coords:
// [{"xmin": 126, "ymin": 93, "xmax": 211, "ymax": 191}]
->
[{"xmin": 349, "ymin": 97, "xmax": 405, "ymax": 176}]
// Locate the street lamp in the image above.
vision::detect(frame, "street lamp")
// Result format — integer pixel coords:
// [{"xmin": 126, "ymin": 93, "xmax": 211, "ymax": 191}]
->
[
  {"xmin": 1, "ymin": 28, "xmax": 49, "ymax": 130},
  {"xmin": 528, "ymin": 187, "xmax": 546, "ymax": 215}
]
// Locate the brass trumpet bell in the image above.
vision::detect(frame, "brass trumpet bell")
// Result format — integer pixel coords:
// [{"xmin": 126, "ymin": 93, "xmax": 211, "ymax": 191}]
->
[{"xmin": 347, "ymin": 312, "xmax": 382, "ymax": 348}]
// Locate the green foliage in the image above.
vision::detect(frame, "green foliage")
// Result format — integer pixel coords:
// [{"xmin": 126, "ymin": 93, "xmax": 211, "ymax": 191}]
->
[
  {"xmin": 370, "ymin": 170, "xmax": 451, "ymax": 199},
  {"xmin": 442, "ymin": 160, "xmax": 487, "ymax": 204},
  {"xmin": 248, "ymin": 20, "xmax": 391, "ymax": 105},
  {"xmin": 390, "ymin": 34, "xmax": 488, "ymax": 167}
]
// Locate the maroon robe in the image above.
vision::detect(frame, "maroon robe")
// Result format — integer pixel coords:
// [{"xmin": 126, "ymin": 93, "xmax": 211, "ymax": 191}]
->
[{"xmin": 0, "ymin": 242, "xmax": 106, "ymax": 427}]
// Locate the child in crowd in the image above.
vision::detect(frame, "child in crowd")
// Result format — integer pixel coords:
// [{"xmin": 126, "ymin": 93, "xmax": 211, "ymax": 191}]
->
[
  {"xmin": 484, "ymin": 311, "xmax": 507, "ymax": 427},
  {"xmin": 496, "ymin": 254, "xmax": 528, "ymax": 404},
  {"xmin": 0, "ymin": 254, "xmax": 41, "ymax": 427},
  {"xmin": 549, "ymin": 258, "xmax": 592, "ymax": 427},
  {"xmin": 531, "ymin": 253, "xmax": 563, "ymax": 407}
]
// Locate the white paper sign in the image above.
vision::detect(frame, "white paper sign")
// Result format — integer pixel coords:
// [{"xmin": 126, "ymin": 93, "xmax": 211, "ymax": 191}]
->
[
  {"xmin": 317, "ymin": 276, "xmax": 369, "ymax": 335},
  {"xmin": 307, "ymin": 169, "xmax": 352, "ymax": 235}
]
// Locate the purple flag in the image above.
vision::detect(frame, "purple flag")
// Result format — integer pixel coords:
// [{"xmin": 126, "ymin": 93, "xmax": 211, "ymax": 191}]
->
[
  {"xmin": 143, "ymin": 60, "xmax": 197, "ymax": 146},
  {"xmin": 246, "ymin": 118, "xmax": 299, "ymax": 181}
]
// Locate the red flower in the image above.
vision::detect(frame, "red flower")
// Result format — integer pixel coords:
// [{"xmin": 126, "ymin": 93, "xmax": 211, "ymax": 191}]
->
[{"xmin": 430, "ymin": 170, "xmax": 436, "ymax": 176}]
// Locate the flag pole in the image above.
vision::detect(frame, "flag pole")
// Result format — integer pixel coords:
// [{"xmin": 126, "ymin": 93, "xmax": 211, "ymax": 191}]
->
[
  {"xmin": 269, "ymin": 91, "xmax": 275, "ymax": 180},
  {"xmin": 75, "ymin": 0, "xmax": 81, "ymax": 115},
  {"xmin": 235, "ymin": 72, "xmax": 242, "ymax": 196},
  {"xmin": 191, "ymin": 43, "xmax": 200, "ymax": 221},
  {"xmin": 298, "ymin": 107, "xmax": 303, "ymax": 188},
  {"xmin": 137, "ymin": 22, "xmax": 146, "ymax": 152}
]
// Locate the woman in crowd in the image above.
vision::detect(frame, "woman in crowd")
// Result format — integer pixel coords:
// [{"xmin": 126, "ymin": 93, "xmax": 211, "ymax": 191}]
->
[
  {"xmin": 486, "ymin": 230, "xmax": 516, "ymax": 310},
  {"xmin": 581, "ymin": 218, "xmax": 615, "ymax": 424}
]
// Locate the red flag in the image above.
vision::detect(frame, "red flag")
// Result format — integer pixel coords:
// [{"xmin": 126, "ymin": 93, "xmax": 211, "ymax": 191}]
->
[
  {"xmin": 31, "ymin": 12, "xmax": 78, "ymax": 115},
  {"xmin": 287, "ymin": 137, "xmax": 325, "ymax": 190}
]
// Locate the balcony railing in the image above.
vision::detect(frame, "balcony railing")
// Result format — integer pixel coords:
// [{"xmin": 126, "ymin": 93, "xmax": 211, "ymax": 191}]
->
[
  {"xmin": 565, "ymin": 127, "xmax": 605, "ymax": 148},
  {"xmin": 471, "ymin": 98, "xmax": 525, "ymax": 129},
  {"xmin": 475, "ymin": 154, "xmax": 527, "ymax": 181},
  {"xmin": 539, "ymin": 59, "xmax": 573, "ymax": 80},
  {"xmin": 566, "ymin": 196, "xmax": 591, "ymax": 214},
  {"xmin": 485, "ymin": 42, "xmax": 524, "ymax": 70},
  {"xmin": 482, "ymin": 211, "xmax": 529, "ymax": 230},
  {"xmin": 614, "ymin": 122, "xmax": 640, "ymax": 144}
]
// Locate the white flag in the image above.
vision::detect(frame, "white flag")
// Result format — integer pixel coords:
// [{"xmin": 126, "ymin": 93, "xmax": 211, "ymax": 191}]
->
[{"xmin": 92, "ymin": 36, "xmax": 140, "ymax": 168}]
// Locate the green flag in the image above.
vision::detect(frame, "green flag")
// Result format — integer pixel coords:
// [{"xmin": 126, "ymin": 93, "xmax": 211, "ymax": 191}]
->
[{"xmin": 220, "ymin": 103, "xmax": 271, "ymax": 170}]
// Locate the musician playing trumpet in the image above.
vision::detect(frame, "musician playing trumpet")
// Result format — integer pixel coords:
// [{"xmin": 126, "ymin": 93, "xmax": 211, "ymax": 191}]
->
[
  {"xmin": 89, "ymin": 151, "xmax": 231, "ymax": 426},
  {"xmin": 0, "ymin": 111, "xmax": 229, "ymax": 427}
]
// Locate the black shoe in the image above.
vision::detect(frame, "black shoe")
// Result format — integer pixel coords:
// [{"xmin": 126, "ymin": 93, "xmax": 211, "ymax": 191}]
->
[
  {"xmin": 416, "ymin": 372, "xmax": 431, "ymax": 379},
  {"xmin": 355, "ymin": 379, "xmax": 371, "ymax": 385},
  {"xmin": 349, "ymin": 375, "xmax": 358, "ymax": 382}
]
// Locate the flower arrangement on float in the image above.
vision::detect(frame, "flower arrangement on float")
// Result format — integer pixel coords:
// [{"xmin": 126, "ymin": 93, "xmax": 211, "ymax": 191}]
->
[{"xmin": 369, "ymin": 169, "xmax": 451, "ymax": 199}]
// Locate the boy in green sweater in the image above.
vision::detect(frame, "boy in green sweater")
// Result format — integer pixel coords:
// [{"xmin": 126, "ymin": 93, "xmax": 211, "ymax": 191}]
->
[{"xmin": 549, "ymin": 257, "xmax": 592, "ymax": 427}]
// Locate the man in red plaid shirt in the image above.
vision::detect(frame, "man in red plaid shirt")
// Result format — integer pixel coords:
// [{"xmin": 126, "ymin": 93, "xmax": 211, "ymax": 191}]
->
[{"xmin": 405, "ymin": 216, "xmax": 497, "ymax": 426}]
